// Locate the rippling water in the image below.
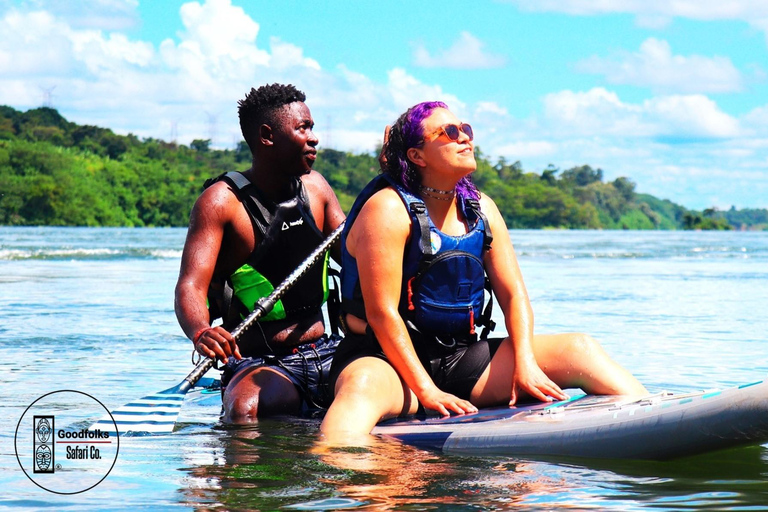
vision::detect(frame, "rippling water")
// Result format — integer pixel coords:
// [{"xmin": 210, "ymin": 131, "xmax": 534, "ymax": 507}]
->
[{"xmin": 2, "ymin": 227, "xmax": 767, "ymax": 510}]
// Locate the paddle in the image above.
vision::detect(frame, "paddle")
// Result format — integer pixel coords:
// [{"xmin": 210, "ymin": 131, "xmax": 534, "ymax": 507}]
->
[{"xmin": 90, "ymin": 221, "xmax": 345, "ymax": 435}]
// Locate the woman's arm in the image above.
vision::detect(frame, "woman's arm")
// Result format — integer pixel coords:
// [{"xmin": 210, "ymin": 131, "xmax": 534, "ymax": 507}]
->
[
  {"xmin": 479, "ymin": 193, "xmax": 567, "ymax": 404},
  {"xmin": 348, "ymin": 188, "xmax": 477, "ymax": 416}
]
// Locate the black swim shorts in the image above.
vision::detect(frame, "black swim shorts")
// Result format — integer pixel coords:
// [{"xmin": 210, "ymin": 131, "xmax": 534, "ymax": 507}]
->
[
  {"xmin": 329, "ymin": 327, "xmax": 503, "ymax": 400},
  {"xmin": 221, "ymin": 333, "xmax": 343, "ymax": 412}
]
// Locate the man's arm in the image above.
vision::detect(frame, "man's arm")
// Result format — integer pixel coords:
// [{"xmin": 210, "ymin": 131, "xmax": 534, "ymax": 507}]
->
[{"xmin": 174, "ymin": 184, "xmax": 241, "ymax": 362}]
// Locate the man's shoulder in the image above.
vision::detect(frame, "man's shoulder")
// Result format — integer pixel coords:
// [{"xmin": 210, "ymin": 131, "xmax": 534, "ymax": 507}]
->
[
  {"xmin": 300, "ymin": 170, "xmax": 334, "ymax": 199},
  {"xmin": 300, "ymin": 169, "xmax": 330, "ymax": 187},
  {"xmin": 192, "ymin": 177, "xmax": 241, "ymax": 218},
  {"xmin": 202, "ymin": 178, "xmax": 238, "ymax": 200}
]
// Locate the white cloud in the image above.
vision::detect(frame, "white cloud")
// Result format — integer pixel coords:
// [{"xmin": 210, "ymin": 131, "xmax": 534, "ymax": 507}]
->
[
  {"xmin": 413, "ymin": 32, "xmax": 506, "ymax": 69},
  {"xmin": 386, "ymin": 68, "xmax": 465, "ymax": 113},
  {"xmin": 495, "ymin": 140, "xmax": 557, "ymax": 158},
  {"xmin": 323, "ymin": 129, "xmax": 383, "ymax": 153},
  {"xmin": 753, "ymin": 18, "xmax": 768, "ymax": 45},
  {"xmin": 645, "ymin": 94, "xmax": 741, "ymax": 138},
  {"xmin": 175, "ymin": 0, "xmax": 263, "ymax": 64},
  {"xmin": 508, "ymin": 1, "xmax": 768, "ymax": 22},
  {"xmin": 21, "ymin": 0, "xmax": 140, "ymax": 30},
  {"xmin": 508, "ymin": 1, "xmax": 768, "ymax": 43},
  {"xmin": 71, "ymin": 31, "xmax": 155, "ymax": 73},
  {"xmin": 474, "ymin": 101, "xmax": 509, "ymax": 117},
  {"xmin": 543, "ymin": 88, "xmax": 647, "ymax": 137},
  {"xmin": 0, "ymin": 10, "xmax": 76, "ymax": 76},
  {"xmin": 0, "ymin": 0, "xmax": 476, "ymax": 152},
  {"xmin": 269, "ymin": 38, "xmax": 320, "ymax": 71},
  {"xmin": 576, "ymin": 38, "xmax": 743, "ymax": 93},
  {"xmin": 633, "ymin": 14, "xmax": 673, "ymax": 29},
  {"xmin": 743, "ymin": 104, "xmax": 768, "ymax": 130},
  {"xmin": 2, "ymin": 1, "xmax": 767, "ymax": 209},
  {"xmin": 159, "ymin": 0, "xmax": 271, "ymax": 92},
  {"xmin": 542, "ymin": 87, "xmax": 740, "ymax": 139}
]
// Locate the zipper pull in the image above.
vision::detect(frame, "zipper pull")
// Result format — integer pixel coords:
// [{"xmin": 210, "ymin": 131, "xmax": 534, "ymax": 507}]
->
[
  {"xmin": 407, "ymin": 277, "xmax": 415, "ymax": 311},
  {"xmin": 469, "ymin": 307, "xmax": 476, "ymax": 335}
]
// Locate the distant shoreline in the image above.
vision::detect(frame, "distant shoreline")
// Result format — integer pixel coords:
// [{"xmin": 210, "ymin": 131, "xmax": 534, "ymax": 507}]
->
[{"xmin": 1, "ymin": 106, "xmax": 765, "ymax": 230}]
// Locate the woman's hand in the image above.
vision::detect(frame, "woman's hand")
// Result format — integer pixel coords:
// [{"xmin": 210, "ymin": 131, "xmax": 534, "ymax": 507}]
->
[
  {"xmin": 194, "ymin": 326, "xmax": 242, "ymax": 363},
  {"xmin": 510, "ymin": 356, "xmax": 567, "ymax": 405},
  {"xmin": 418, "ymin": 385, "xmax": 478, "ymax": 417}
]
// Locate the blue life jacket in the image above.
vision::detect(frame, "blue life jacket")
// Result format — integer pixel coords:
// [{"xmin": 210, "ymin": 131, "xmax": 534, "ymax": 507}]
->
[{"xmin": 341, "ymin": 174, "xmax": 495, "ymax": 341}]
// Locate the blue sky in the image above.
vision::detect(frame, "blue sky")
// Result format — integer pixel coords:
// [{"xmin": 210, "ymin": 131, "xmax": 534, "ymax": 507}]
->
[{"xmin": 2, "ymin": 0, "xmax": 768, "ymax": 209}]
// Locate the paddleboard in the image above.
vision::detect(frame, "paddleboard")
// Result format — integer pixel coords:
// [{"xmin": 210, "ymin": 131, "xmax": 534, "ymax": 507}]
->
[
  {"xmin": 171, "ymin": 377, "xmax": 768, "ymax": 460},
  {"xmin": 372, "ymin": 379, "xmax": 768, "ymax": 460}
]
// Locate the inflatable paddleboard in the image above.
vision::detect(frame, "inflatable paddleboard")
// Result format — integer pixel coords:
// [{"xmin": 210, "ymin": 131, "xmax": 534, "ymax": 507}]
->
[
  {"xmin": 179, "ymin": 378, "xmax": 768, "ymax": 460},
  {"xmin": 372, "ymin": 379, "xmax": 768, "ymax": 460}
]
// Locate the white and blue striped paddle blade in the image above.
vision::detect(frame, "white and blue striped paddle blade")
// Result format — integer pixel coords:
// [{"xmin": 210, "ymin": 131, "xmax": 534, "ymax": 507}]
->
[{"xmin": 90, "ymin": 385, "xmax": 187, "ymax": 436}]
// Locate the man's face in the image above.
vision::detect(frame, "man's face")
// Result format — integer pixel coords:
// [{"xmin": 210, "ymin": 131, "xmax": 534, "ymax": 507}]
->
[{"xmin": 271, "ymin": 101, "xmax": 318, "ymax": 175}]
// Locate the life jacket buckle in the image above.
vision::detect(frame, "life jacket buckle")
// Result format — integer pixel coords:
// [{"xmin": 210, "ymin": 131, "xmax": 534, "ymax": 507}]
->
[{"xmin": 409, "ymin": 202, "xmax": 427, "ymax": 215}]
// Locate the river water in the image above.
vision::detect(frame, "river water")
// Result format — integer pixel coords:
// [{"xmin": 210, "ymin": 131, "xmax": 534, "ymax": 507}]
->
[{"xmin": 1, "ymin": 227, "xmax": 767, "ymax": 510}]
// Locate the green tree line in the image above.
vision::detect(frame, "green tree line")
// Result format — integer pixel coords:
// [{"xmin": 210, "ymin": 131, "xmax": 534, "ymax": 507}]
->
[{"xmin": 0, "ymin": 106, "xmax": 760, "ymax": 230}]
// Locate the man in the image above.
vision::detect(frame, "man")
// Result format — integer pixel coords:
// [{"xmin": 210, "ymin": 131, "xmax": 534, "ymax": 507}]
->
[{"xmin": 175, "ymin": 83, "xmax": 345, "ymax": 420}]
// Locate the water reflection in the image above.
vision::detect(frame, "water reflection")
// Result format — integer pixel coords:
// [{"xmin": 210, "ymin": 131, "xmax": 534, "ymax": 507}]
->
[
  {"xmin": 4, "ymin": 228, "xmax": 768, "ymax": 510},
  {"xmin": 176, "ymin": 416, "xmax": 768, "ymax": 510},
  {"xmin": 586, "ymin": 445, "xmax": 768, "ymax": 509},
  {"xmin": 177, "ymin": 419, "xmax": 595, "ymax": 510}
]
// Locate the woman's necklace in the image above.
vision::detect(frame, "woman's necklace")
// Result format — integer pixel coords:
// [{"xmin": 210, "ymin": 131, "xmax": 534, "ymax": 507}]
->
[{"xmin": 419, "ymin": 184, "xmax": 456, "ymax": 201}]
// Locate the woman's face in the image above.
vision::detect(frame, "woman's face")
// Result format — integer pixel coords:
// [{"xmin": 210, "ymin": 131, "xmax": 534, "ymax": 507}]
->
[{"xmin": 409, "ymin": 107, "xmax": 476, "ymax": 178}]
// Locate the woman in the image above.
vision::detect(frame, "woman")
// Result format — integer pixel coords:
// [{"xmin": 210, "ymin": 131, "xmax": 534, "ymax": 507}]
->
[{"xmin": 320, "ymin": 101, "xmax": 646, "ymax": 440}]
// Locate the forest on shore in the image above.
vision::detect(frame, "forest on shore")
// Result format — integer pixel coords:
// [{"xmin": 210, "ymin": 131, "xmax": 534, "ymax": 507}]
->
[{"xmin": 1, "ymin": 106, "xmax": 766, "ymax": 230}]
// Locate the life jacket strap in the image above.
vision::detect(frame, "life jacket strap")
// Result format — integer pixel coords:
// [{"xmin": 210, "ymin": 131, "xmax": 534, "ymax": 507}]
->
[
  {"xmin": 409, "ymin": 201, "xmax": 435, "ymax": 274},
  {"xmin": 478, "ymin": 277, "xmax": 496, "ymax": 339},
  {"xmin": 326, "ymin": 267, "xmax": 341, "ymax": 336},
  {"xmin": 465, "ymin": 198, "xmax": 493, "ymax": 252}
]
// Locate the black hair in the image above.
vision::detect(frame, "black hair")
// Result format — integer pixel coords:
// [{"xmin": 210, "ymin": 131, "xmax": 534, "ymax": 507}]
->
[{"xmin": 238, "ymin": 83, "xmax": 306, "ymax": 151}]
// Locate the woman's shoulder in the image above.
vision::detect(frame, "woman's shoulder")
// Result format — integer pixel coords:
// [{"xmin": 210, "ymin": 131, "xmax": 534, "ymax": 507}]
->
[
  {"xmin": 356, "ymin": 186, "xmax": 410, "ymax": 227},
  {"xmin": 473, "ymin": 191, "xmax": 509, "ymax": 235},
  {"xmin": 348, "ymin": 185, "xmax": 411, "ymax": 254},
  {"xmin": 476, "ymin": 191, "xmax": 501, "ymax": 215},
  {"xmin": 355, "ymin": 184, "xmax": 401, "ymax": 210}
]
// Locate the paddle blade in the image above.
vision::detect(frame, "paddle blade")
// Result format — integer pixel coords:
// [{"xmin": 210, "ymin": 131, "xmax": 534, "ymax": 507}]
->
[{"xmin": 90, "ymin": 385, "xmax": 187, "ymax": 436}]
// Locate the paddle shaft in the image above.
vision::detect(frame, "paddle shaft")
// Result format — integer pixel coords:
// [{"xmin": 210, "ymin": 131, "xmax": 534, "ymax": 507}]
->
[{"xmin": 179, "ymin": 221, "xmax": 345, "ymax": 393}]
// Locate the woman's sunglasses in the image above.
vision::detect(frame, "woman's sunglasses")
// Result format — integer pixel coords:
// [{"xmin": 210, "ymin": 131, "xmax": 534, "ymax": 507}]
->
[{"xmin": 420, "ymin": 123, "xmax": 474, "ymax": 144}]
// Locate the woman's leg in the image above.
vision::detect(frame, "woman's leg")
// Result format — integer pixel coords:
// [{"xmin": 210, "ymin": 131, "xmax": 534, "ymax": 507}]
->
[
  {"xmin": 320, "ymin": 356, "xmax": 420, "ymax": 442},
  {"xmin": 471, "ymin": 333, "xmax": 647, "ymax": 407}
]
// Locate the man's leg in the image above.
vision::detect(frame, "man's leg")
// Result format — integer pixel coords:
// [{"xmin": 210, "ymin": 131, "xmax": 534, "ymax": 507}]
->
[{"xmin": 222, "ymin": 365, "xmax": 302, "ymax": 422}]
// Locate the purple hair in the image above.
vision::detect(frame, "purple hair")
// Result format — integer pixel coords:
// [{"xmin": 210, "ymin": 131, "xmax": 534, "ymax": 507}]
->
[{"xmin": 382, "ymin": 101, "xmax": 479, "ymax": 201}]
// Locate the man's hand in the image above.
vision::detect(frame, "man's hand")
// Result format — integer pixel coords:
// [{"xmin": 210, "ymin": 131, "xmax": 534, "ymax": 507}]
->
[{"xmin": 194, "ymin": 326, "xmax": 242, "ymax": 363}]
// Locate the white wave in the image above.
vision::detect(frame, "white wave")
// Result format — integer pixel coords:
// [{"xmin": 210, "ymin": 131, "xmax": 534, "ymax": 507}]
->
[
  {"xmin": 149, "ymin": 249, "xmax": 183, "ymax": 259},
  {"xmin": 0, "ymin": 248, "xmax": 121, "ymax": 260}
]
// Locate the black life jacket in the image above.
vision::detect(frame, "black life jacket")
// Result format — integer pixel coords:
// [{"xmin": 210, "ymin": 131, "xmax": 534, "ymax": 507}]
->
[{"xmin": 204, "ymin": 171, "xmax": 338, "ymax": 332}]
